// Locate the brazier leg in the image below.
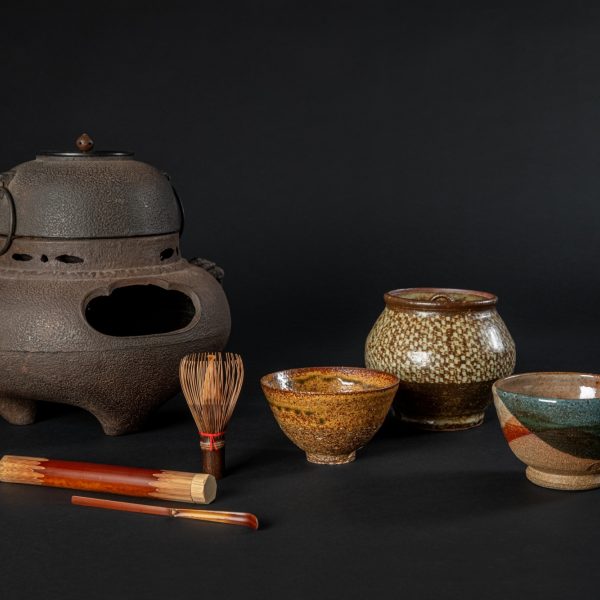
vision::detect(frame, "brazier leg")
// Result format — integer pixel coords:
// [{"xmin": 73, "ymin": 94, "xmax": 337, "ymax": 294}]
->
[
  {"xmin": 89, "ymin": 405, "xmax": 156, "ymax": 436},
  {"xmin": 0, "ymin": 397, "xmax": 37, "ymax": 425}
]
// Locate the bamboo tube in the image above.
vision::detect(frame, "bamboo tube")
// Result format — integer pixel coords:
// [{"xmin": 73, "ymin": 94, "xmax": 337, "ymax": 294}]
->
[{"xmin": 0, "ymin": 455, "xmax": 216, "ymax": 505}]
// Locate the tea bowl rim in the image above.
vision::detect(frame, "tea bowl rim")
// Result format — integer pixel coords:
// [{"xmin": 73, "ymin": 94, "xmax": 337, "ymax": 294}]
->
[
  {"xmin": 493, "ymin": 371, "xmax": 600, "ymax": 403},
  {"xmin": 260, "ymin": 366, "xmax": 400, "ymax": 396}
]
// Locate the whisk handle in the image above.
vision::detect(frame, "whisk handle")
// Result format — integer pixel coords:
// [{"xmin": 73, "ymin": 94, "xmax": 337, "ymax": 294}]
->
[
  {"xmin": 199, "ymin": 432, "xmax": 226, "ymax": 480},
  {"xmin": 201, "ymin": 446, "xmax": 225, "ymax": 480}
]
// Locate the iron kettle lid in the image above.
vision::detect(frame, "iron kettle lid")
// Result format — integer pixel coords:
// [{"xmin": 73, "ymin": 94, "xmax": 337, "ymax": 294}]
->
[{"xmin": 0, "ymin": 134, "xmax": 183, "ymax": 239}]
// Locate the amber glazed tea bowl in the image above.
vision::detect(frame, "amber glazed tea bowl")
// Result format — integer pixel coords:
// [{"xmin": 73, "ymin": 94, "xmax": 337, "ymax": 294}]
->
[
  {"xmin": 260, "ymin": 367, "xmax": 399, "ymax": 465},
  {"xmin": 493, "ymin": 372, "xmax": 600, "ymax": 491}
]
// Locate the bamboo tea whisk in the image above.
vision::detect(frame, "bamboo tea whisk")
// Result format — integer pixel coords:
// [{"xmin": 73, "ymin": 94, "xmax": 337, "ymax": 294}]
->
[{"xmin": 179, "ymin": 352, "xmax": 244, "ymax": 479}]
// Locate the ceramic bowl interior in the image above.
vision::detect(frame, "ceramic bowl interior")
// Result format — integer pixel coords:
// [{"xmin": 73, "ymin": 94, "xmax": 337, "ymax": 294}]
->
[
  {"xmin": 494, "ymin": 372, "xmax": 600, "ymax": 400},
  {"xmin": 261, "ymin": 367, "xmax": 398, "ymax": 395}
]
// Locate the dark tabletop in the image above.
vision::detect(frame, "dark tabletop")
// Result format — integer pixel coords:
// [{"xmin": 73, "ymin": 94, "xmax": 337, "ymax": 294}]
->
[{"xmin": 1, "ymin": 330, "xmax": 598, "ymax": 600}]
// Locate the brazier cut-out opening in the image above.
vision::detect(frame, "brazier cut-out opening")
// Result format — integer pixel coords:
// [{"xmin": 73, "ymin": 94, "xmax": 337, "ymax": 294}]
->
[
  {"xmin": 41, "ymin": 255, "xmax": 48, "ymax": 262},
  {"xmin": 85, "ymin": 284, "xmax": 196, "ymax": 336},
  {"xmin": 160, "ymin": 248, "xmax": 174, "ymax": 261},
  {"xmin": 56, "ymin": 254, "xmax": 84, "ymax": 264},
  {"xmin": 12, "ymin": 253, "xmax": 33, "ymax": 261}
]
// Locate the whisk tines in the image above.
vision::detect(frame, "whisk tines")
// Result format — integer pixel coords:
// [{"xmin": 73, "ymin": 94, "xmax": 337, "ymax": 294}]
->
[{"xmin": 179, "ymin": 352, "xmax": 244, "ymax": 479}]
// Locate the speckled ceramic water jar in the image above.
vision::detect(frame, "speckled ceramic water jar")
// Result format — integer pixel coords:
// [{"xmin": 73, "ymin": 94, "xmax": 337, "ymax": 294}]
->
[{"xmin": 365, "ymin": 288, "xmax": 516, "ymax": 431}]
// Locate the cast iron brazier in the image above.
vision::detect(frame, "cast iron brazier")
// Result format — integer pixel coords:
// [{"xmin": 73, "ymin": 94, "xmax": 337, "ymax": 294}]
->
[{"xmin": 0, "ymin": 134, "xmax": 230, "ymax": 434}]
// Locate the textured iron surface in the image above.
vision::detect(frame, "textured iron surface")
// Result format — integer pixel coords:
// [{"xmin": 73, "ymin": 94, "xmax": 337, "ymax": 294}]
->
[
  {"xmin": 0, "ymin": 234, "xmax": 231, "ymax": 434},
  {"xmin": 0, "ymin": 141, "xmax": 229, "ymax": 434},
  {"xmin": 0, "ymin": 156, "xmax": 182, "ymax": 238}
]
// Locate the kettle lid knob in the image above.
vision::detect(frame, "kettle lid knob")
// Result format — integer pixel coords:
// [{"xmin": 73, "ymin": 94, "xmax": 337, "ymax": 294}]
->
[{"xmin": 75, "ymin": 133, "xmax": 94, "ymax": 153}]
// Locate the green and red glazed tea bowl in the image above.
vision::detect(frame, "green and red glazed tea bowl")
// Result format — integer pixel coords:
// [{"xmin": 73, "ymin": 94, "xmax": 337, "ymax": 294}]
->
[
  {"xmin": 261, "ymin": 367, "xmax": 399, "ymax": 465},
  {"xmin": 493, "ymin": 372, "xmax": 600, "ymax": 491}
]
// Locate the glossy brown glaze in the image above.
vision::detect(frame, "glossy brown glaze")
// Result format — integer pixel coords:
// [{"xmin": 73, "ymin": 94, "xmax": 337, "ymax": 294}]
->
[
  {"xmin": 0, "ymin": 455, "xmax": 216, "ymax": 504},
  {"xmin": 383, "ymin": 288, "xmax": 497, "ymax": 312},
  {"xmin": 395, "ymin": 380, "xmax": 497, "ymax": 429},
  {"xmin": 365, "ymin": 288, "xmax": 515, "ymax": 430},
  {"xmin": 261, "ymin": 367, "xmax": 399, "ymax": 464}
]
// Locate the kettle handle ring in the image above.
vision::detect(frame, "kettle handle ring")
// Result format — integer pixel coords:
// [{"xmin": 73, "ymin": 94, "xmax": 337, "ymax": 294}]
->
[
  {"xmin": 171, "ymin": 183, "xmax": 185, "ymax": 236},
  {"xmin": 0, "ymin": 186, "xmax": 16, "ymax": 256},
  {"xmin": 161, "ymin": 172, "xmax": 185, "ymax": 235}
]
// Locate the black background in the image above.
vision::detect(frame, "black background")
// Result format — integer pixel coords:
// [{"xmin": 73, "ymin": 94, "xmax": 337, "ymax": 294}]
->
[{"xmin": 1, "ymin": 2, "xmax": 599, "ymax": 599}]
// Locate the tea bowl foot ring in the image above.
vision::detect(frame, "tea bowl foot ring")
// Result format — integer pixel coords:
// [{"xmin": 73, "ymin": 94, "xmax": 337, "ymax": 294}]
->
[
  {"xmin": 525, "ymin": 467, "xmax": 600, "ymax": 491},
  {"xmin": 399, "ymin": 412, "xmax": 484, "ymax": 431},
  {"xmin": 306, "ymin": 451, "xmax": 356, "ymax": 465}
]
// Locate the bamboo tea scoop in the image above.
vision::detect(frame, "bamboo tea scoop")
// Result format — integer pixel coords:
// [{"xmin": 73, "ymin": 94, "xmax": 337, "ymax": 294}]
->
[
  {"xmin": 0, "ymin": 455, "xmax": 216, "ymax": 505},
  {"xmin": 72, "ymin": 495, "xmax": 259, "ymax": 530}
]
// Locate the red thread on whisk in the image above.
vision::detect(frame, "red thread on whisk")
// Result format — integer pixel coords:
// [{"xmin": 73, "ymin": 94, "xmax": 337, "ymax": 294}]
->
[{"xmin": 199, "ymin": 431, "xmax": 225, "ymax": 451}]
